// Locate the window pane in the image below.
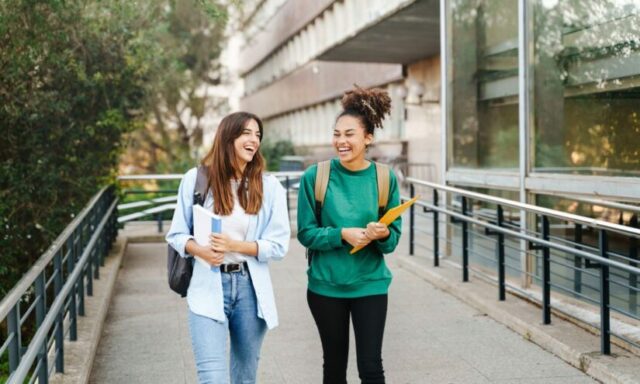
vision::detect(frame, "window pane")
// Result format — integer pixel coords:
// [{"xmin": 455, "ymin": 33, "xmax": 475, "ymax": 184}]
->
[
  {"xmin": 533, "ymin": 0, "xmax": 640, "ymax": 177},
  {"xmin": 450, "ymin": 0, "xmax": 519, "ymax": 169}
]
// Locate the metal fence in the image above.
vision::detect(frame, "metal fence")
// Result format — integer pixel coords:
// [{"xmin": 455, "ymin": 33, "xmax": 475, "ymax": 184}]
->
[
  {"xmin": 117, "ymin": 171, "xmax": 304, "ymax": 232},
  {"xmin": 405, "ymin": 177, "xmax": 640, "ymax": 355},
  {"xmin": 0, "ymin": 186, "xmax": 118, "ymax": 384}
]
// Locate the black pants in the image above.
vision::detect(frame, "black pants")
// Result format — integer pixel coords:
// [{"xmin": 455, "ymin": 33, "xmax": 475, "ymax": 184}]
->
[{"xmin": 307, "ymin": 289, "xmax": 388, "ymax": 384}]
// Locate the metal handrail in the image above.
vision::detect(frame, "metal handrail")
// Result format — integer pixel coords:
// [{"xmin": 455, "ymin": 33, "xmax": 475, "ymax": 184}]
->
[
  {"xmin": 406, "ymin": 177, "xmax": 640, "ymax": 239},
  {"xmin": 409, "ymin": 198, "xmax": 640, "ymax": 276},
  {"xmin": 0, "ymin": 186, "xmax": 118, "ymax": 383},
  {"xmin": 0, "ymin": 187, "xmax": 108, "ymax": 321},
  {"xmin": 7, "ymin": 199, "xmax": 118, "ymax": 384},
  {"xmin": 117, "ymin": 174, "xmax": 183, "ymax": 180},
  {"xmin": 116, "ymin": 171, "xmax": 304, "ymax": 231},
  {"xmin": 117, "ymin": 170, "xmax": 305, "ymax": 181},
  {"xmin": 405, "ymin": 178, "xmax": 640, "ymax": 355}
]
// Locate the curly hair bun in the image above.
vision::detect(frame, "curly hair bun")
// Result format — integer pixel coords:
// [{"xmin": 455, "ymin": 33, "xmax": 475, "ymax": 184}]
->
[{"xmin": 341, "ymin": 85, "xmax": 391, "ymax": 130}]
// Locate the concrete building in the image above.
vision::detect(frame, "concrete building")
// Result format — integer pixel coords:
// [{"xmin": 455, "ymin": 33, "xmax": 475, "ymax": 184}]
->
[{"xmin": 233, "ymin": 0, "xmax": 442, "ymax": 179}]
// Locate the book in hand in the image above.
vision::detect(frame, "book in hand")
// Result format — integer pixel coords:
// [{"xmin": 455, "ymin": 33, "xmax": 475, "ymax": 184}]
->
[
  {"xmin": 350, "ymin": 196, "xmax": 420, "ymax": 254},
  {"xmin": 193, "ymin": 204, "xmax": 222, "ymax": 269}
]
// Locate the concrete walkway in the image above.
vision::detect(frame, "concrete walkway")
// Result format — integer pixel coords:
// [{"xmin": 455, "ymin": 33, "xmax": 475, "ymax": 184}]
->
[{"xmin": 90, "ymin": 240, "xmax": 596, "ymax": 383}]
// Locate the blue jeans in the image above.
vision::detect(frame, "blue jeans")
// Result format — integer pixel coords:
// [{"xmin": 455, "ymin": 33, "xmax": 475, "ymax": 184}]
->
[{"xmin": 188, "ymin": 270, "xmax": 267, "ymax": 384}]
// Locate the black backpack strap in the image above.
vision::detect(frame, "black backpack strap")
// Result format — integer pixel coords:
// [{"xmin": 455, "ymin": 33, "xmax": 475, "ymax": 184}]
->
[{"xmin": 194, "ymin": 165, "xmax": 209, "ymax": 207}]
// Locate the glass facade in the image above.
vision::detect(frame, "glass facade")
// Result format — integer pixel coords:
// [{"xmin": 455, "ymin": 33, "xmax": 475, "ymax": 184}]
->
[
  {"xmin": 451, "ymin": 0, "xmax": 519, "ymax": 169},
  {"xmin": 532, "ymin": 0, "xmax": 640, "ymax": 177},
  {"xmin": 444, "ymin": 0, "xmax": 640, "ymax": 323}
]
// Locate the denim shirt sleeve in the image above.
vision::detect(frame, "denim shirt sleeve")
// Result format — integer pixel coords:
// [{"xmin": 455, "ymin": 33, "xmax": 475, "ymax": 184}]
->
[
  {"xmin": 165, "ymin": 168, "xmax": 198, "ymax": 258},
  {"xmin": 256, "ymin": 176, "xmax": 291, "ymax": 263}
]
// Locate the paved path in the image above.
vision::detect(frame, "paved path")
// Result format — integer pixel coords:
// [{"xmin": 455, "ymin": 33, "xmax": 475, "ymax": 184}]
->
[{"xmin": 90, "ymin": 240, "xmax": 595, "ymax": 383}]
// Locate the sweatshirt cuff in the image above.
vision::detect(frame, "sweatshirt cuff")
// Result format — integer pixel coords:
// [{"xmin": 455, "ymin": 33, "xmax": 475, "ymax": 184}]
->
[
  {"xmin": 375, "ymin": 234, "xmax": 394, "ymax": 253},
  {"xmin": 329, "ymin": 227, "xmax": 343, "ymax": 249}
]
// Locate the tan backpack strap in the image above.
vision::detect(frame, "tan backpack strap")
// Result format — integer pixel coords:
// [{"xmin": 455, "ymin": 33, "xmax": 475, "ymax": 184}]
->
[
  {"xmin": 314, "ymin": 160, "xmax": 331, "ymax": 207},
  {"xmin": 375, "ymin": 162, "xmax": 390, "ymax": 210}
]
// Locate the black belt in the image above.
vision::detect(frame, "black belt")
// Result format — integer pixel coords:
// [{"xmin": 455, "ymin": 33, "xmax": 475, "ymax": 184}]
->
[{"xmin": 220, "ymin": 261, "xmax": 248, "ymax": 273}]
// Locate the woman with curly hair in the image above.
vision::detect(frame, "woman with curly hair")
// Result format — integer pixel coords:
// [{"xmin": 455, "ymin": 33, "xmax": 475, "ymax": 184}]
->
[{"xmin": 297, "ymin": 86, "xmax": 402, "ymax": 384}]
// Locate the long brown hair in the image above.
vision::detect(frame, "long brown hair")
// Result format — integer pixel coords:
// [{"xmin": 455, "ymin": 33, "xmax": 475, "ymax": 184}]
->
[{"xmin": 201, "ymin": 112, "xmax": 265, "ymax": 215}]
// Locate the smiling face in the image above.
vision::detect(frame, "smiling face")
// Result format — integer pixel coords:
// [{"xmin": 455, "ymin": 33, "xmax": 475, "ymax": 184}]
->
[
  {"xmin": 333, "ymin": 115, "xmax": 373, "ymax": 166},
  {"xmin": 233, "ymin": 118, "xmax": 261, "ymax": 171}
]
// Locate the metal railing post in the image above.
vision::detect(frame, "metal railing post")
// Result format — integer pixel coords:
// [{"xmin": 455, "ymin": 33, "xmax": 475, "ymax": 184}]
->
[
  {"xmin": 35, "ymin": 274, "xmax": 48, "ymax": 383},
  {"xmin": 630, "ymin": 215, "xmax": 638, "ymax": 316},
  {"xmin": 94, "ymin": 231, "xmax": 101, "ymax": 280},
  {"xmin": 574, "ymin": 223, "xmax": 583, "ymax": 295},
  {"xmin": 542, "ymin": 216, "xmax": 551, "ymax": 324},
  {"xmin": 156, "ymin": 212, "xmax": 163, "ymax": 233},
  {"xmin": 497, "ymin": 205, "xmax": 506, "ymax": 301},
  {"xmin": 433, "ymin": 189, "xmax": 439, "ymax": 267},
  {"xmin": 54, "ymin": 250, "xmax": 64, "ymax": 373},
  {"xmin": 77, "ymin": 226, "xmax": 86, "ymax": 316},
  {"xmin": 599, "ymin": 229, "xmax": 611, "ymax": 355},
  {"xmin": 100, "ymin": 195, "xmax": 108, "ymax": 266},
  {"xmin": 462, "ymin": 196, "xmax": 469, "ymax": 282},
  {"xmin": 67, "ymin": 236, "xmax": 78, "ymax": 341},
  {"xmin": 7, "ymin": 306, "xmax": 20, "ymax": 373},
  {"xmin": 285, "ymin": 176, "xmax": 290, "ymax": 215},
  {"xmin": 409, "ymin": 184, "xmax": 415, "ymax": 256}
]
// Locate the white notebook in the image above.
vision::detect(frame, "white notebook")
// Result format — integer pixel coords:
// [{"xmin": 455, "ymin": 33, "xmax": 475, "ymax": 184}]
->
[{"xmin": 193, "ymin": 205, "xmax": 222, "ymax": 269}]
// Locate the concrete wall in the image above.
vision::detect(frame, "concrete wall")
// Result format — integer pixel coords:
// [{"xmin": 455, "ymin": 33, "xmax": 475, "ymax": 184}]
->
[{"xmin": 404, "ymin": 56, "xmax": 442, "ymax": 183}]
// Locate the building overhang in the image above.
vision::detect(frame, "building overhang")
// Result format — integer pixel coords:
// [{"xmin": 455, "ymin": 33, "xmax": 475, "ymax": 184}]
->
[
  {"xmin": 239, "ymin": 61, "xmax": 403, "ymax": 119},
  {"xmin": 317, "ymin": 0, "xmax": 440, "ymax": 64}
]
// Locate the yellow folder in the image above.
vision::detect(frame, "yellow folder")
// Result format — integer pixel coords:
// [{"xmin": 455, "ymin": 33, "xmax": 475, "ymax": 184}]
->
[{"xmin": 350, "ymin": 196, "xmax": 420, "ymax": 254}]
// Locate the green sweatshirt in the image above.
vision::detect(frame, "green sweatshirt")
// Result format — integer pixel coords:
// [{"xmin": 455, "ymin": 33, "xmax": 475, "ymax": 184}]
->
[{"xmin": 297, "ymin": 158, "xmax": 402, "ymax": 298}]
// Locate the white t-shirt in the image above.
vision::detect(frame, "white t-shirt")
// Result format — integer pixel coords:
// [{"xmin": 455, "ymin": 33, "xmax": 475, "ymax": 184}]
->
[{"xmin": 221, "ymin": 181, "xmax": 251, "ymax": 264}]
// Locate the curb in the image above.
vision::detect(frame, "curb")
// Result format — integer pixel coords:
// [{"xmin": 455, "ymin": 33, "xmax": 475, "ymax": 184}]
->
[
  {"xmin": 395, "ymin": 254, "xmax": 640, "ymax": 384},
  {"xmin": 50, "ymin": 235, "xmax": 128, "ymax": 384}
]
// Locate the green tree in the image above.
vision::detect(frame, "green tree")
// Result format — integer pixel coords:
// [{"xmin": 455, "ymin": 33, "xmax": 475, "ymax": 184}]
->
[
  {"xmin": 0, "ymin": 0, "xmax": 227, "ymax": 296},
  {"xmin": 261, "ymin": 139, "xmax": 296, "ymax": 171},
  {"xmin": 119, "ymin": 0, "xmax": 229, "ymax": 174}
]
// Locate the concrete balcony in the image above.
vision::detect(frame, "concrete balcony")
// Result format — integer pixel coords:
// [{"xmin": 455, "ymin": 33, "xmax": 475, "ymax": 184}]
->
[
  {"xmin": 241, "ymin": 0, "xmax": 439, "ymax": 96},
  {"xmin": 239, "ymin": 60, "xmax": 403, "ymax": 120}
]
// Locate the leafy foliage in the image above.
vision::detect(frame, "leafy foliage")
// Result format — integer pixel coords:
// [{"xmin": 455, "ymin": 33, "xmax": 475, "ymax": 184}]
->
[
  {"xmin": 119, "ymin": 0, "xmax": 228, "ymax": 174},
  {"xmin": 0, "ymin": 0, "xmax": 227, "ymax": 296},
  {"xmin": 260, "ymin": 140, "xmax": 296, "ymax": 171}
]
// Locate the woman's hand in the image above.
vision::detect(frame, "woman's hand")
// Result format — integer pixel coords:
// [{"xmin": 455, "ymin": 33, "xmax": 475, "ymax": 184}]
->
[
  {"xmin": 197, "ymin": 246, "xmax": 225, "ymax": 267},
  {"xmin": 185, "ymin": 239, "xmax": 224, "ymax": 266},
  {"xmin": 209, "ymin": 233, "xmax": 236, "ymax": 254},
  {"xmin": 341, "ymin": 228, "xmax": 371, "ymax": 248},
  {"xmin": 364, "ymin": 222, "xmax": 390, "ymax": 241}
]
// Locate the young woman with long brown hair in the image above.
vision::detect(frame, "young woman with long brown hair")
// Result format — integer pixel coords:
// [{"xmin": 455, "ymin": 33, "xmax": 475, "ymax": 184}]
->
[
  {"xmin": 297, "ymin": 87, "xmax": 402, "ymax": 384},
  {"xmin": 166, "ymin": 111, "xmax": 290, "ymax": 383}
]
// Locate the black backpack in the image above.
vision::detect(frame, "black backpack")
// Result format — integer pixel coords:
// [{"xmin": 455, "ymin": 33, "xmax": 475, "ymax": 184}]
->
[{"xmin": 167, "ymin": 165, "xmax": 209, "ymax": 297}]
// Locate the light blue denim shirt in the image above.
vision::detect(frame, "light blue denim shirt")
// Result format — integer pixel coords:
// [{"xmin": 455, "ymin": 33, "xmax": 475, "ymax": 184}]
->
[{"xmin": 166, "ymin": 167, "xmax": 290, "ymax": 329}]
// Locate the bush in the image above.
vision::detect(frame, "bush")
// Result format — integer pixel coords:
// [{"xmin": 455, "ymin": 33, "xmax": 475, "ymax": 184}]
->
[
  {"xmin": 260, "ymin": 139, "xmax": 295, "ymax": 171},
  {"xmin": 0, "ymin": 0, "xmax": 151, "ymax": 296}
]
